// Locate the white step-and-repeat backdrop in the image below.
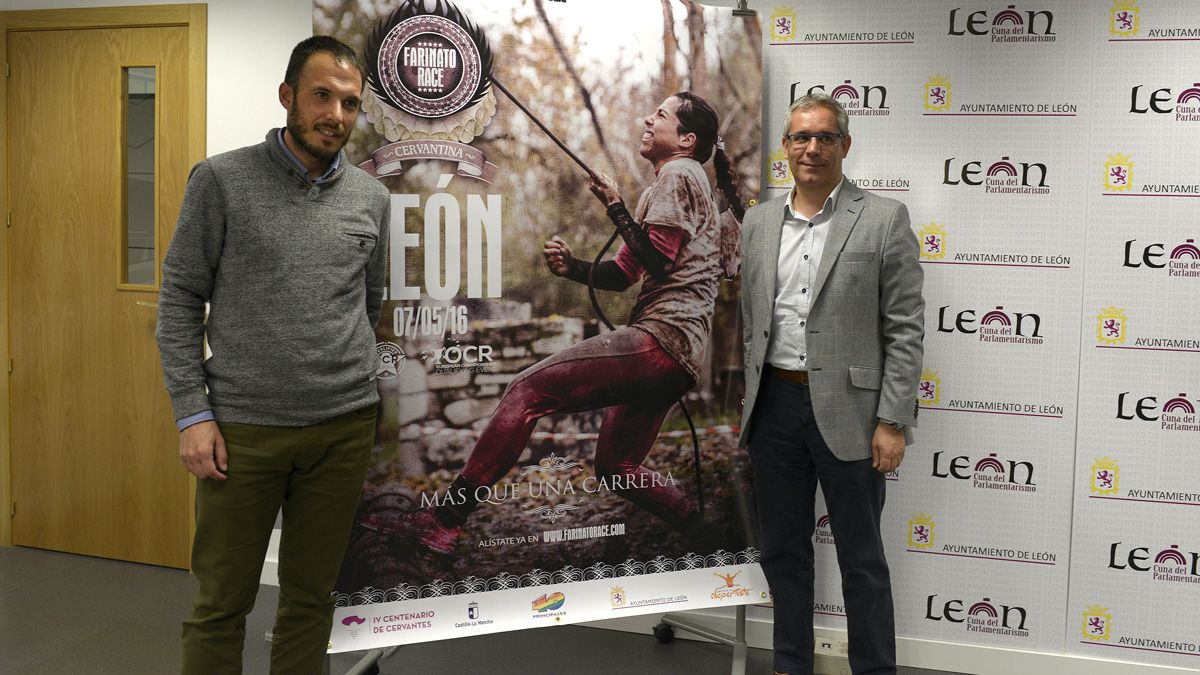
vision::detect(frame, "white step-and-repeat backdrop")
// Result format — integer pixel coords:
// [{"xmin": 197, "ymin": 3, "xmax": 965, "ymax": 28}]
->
[{"xmin": 763, "ymin": 1, "xmax": 1199, "ymax": 669}]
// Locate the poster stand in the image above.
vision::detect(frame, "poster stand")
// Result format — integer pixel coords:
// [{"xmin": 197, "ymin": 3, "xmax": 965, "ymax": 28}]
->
[
  {"xmin": 654, "ymin": 605, "xmax": 749, "ymax": 675},
  {"xmin": 323, "ymin": 607, "xmax": 749, "ymax": 674},
  {"xmin": 321, "ymin": 605, "xmax": 748, "ymax": 672},
  {"xmin": 340, "ymin": 645, "xmax": 399, "ymax": 675}
]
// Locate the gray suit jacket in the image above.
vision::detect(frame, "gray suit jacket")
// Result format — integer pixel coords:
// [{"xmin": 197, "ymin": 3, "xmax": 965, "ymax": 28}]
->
[{"xmin": 738, "ymin": 179, "xmax": 925, "ymax": 460}]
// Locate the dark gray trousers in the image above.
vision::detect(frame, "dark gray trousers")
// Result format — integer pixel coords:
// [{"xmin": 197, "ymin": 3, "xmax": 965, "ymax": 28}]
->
[{"xmin": 747, "ymin": 374, "xmax": 896, "ymax": 675}]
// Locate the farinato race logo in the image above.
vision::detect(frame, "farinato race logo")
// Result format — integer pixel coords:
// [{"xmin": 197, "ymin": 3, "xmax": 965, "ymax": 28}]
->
[{"xmin": 358, "ymin": 0, "xmax": 499, "ymax": 181}]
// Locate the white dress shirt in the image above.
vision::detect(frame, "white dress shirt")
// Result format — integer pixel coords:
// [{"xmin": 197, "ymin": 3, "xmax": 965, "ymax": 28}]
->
[{"xmin": 765, "ymin": 182, "xmax": 844, "ymax": 372}]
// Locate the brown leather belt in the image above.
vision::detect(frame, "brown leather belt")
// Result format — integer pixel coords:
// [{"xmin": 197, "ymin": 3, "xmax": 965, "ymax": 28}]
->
[{"xmin": 767, "ymin": 364, "xmax": 809, "ymax": 385}]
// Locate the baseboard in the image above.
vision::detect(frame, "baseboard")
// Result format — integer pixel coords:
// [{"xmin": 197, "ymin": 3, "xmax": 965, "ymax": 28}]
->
[{"xmin": 582, "ymin": 610, "xmax": 1195, "ymax": 675}]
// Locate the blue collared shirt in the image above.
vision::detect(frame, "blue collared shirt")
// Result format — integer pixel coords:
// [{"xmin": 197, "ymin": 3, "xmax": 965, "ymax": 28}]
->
[{"xmin": 275, "ymin": 128, "xmax": 341, "ymax": 183}]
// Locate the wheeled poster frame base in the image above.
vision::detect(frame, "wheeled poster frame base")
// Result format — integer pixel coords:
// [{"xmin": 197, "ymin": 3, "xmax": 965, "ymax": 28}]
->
[{"xmin": 654, "ymin": 605, "xmax": 749, "ymax": 675}]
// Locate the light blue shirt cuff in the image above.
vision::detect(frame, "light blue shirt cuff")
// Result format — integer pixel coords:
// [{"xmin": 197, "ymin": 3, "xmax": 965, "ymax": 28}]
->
[{"xmin": 177, "ymin": 410, "xmax": 214, "ymax": 431}]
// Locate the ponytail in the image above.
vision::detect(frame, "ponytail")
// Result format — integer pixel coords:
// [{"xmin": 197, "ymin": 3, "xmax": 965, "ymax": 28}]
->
[{"xmin": 712, "ymin": 141, "xmax": 744, "ymax": 221}]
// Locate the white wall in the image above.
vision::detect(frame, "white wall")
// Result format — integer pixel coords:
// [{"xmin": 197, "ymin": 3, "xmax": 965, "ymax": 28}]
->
[{"xmin": 2, "ymin": 0, "xmax": 313, "ymax": 156}]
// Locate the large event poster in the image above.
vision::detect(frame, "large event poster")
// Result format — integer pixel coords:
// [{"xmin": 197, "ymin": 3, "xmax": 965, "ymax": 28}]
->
[{"xmin": 316, "ymin": 0, "xmax": 764, "ymax": 652}]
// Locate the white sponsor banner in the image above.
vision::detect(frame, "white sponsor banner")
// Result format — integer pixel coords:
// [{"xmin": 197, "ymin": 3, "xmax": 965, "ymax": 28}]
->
[{"xmin": 331, "ymin": 563, "xmax": 769, "ymax": 652}]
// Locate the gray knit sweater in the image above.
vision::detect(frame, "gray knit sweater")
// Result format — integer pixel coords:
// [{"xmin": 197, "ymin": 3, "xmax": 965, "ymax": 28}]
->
[{"xmin": 156, "ymin": 130, "xmax": 390, "ymax": 426}]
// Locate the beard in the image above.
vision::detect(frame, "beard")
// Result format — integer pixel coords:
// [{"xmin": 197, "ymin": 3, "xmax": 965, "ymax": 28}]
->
[{"xmin": 286, "ymin": 102, "xmax": 348, "ymax": 162}]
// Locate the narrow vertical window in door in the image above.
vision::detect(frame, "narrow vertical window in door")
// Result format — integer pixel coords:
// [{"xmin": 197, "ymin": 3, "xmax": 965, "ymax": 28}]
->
[{"xmin": 124, "ymin": 66, "xmax": 157, "ymax": 286}]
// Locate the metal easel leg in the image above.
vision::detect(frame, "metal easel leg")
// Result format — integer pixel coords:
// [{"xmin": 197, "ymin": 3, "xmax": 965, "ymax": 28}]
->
[
  {"xmin": 656, "ymin": 605, "xmax": 749, "ymax": 675},
  {"xmin": 341, "ymin": 645, "xmax": 401, "ymax": 675},
  {"xmin": 266, "ymin": 629, "xmax": 397, "ymax": 675}
]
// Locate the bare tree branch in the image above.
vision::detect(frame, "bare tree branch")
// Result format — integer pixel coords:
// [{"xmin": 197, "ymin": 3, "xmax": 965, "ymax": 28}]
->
[
  {"xmin": 679, "ymin": 0, "xmax": 707, "ymax": 93},
  {"xmin": 660, "ymin": 0, "xmax": 680, "ymax": 94},
  {"xmin": 742, "ymin": 6, "xmax": 763, "ymax": 67},
  {"xmin": 533, "ymin": 0, "xmax": 619, "ymax": 174}
]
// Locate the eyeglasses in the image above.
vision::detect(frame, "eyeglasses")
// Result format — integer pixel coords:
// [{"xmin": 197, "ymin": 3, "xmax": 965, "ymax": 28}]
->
[{"xmin": 784, "ymin": 132, "xmax": 844, "ymax": 147}]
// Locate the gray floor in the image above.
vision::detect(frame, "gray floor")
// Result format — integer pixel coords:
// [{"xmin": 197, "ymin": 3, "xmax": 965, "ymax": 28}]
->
[{"xmin": 0, "ymin": 546, "xmax": 958, "ymax": 674}]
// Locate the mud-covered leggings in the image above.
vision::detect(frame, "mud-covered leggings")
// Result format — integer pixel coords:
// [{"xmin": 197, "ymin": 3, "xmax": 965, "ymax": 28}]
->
[{"xmin": 436, "ymin": 326, "xmax": 697, "ymax": 529}]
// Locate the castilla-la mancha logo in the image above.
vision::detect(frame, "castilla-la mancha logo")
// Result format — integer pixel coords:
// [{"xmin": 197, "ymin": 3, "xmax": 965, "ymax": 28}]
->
[
  {"xmin": 1109, "ymin": 1, "xmax": 1139, "ymax": 37},
  {"xmin": 1089, "ymin": 458, "xmax": 1120, "ymax": 496},
  {"xmin": 918, "ymin": 370, "xmax": 941, "ymax": 406},
  {"xmin": 919, "ymin": 223, "xmax": 947, "ymax": 260},
  {"xmin": 907, "ymin": 514, "xmax": 936, "ymax": 550},
  {"xmin": 358, "ymin": 0, "xmax": 499, "ymax": 182},
  {"xmin": 1081, "ymin": 604, "xmax": 1112, "ymax": 642},
  {"xmin": 924, "ymin": 75, "xmax": 952, "ymax": 113},
  {"xmin": 770, "ymin": 5, "xmax": 799, "ymax": 42},
  {"xmin": 1104, "ymin": 153, "xmax": 1134, "ymax": 192},
  {"xmin": 1096, "ymin": 307, "xmax": 1127, "ymax": 346},
  {"xmin": 768, "ymin": 149, "xmax": 791, "ymax": 188}
]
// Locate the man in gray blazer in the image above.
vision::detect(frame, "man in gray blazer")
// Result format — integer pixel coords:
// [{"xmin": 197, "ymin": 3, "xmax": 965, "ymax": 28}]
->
[{"xmin": 740, "ymin": 93, "xmax": 924, "ymax": 675}]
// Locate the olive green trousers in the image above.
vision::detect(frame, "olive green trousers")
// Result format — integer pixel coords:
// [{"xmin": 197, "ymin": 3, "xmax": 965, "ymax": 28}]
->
[{"xmin": 180, "ymin": 405, "xmax": 376, "ymax": 675}]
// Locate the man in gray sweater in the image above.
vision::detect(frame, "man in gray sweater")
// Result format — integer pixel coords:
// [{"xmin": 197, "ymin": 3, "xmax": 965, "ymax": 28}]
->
[{"xmin": 156, "ymin": 36, "xmax": 389, "ymax": 674}]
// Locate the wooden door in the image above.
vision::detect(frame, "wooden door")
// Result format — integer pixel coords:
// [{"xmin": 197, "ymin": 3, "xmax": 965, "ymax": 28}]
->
[{"xmin": 8, "ymin": 25, "xmax": 191, "ymax": 568}]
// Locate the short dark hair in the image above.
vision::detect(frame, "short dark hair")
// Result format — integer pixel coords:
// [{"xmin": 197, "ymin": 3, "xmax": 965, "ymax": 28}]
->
[
  {"xmin": 284, "ymin": 35, "xmax": 367, "ymax": 92},
  {"xmin": 783, "ymin": 93, "xmax": 849, "ymax": 138}
]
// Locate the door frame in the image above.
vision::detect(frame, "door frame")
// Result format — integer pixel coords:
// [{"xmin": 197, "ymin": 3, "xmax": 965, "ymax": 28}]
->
[{"xmin": 0, "ymin": 4, "xmax": 207, "ymax": 549}]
